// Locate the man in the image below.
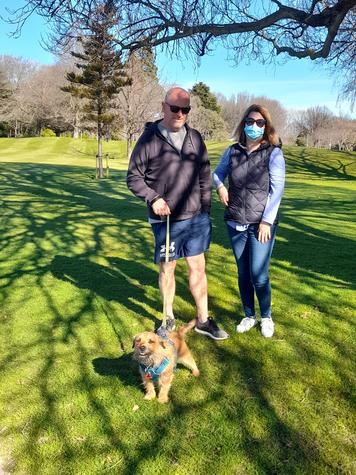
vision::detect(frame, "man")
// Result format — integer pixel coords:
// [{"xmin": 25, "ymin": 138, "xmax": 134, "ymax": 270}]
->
[{"xmin": 127, "ymin": 86, "xmax": 229, "ymax": 340}]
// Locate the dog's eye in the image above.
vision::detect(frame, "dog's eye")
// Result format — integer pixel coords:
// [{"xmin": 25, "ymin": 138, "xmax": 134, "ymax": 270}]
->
[{"xmin": 148, "ymin": 339, "xmax": 155, "ymax": 344}]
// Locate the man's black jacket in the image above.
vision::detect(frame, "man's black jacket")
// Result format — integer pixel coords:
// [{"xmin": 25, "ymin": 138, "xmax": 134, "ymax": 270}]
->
[{"xmin": 126, "ymin": 120, "xmax": 212, "ymax": 221}]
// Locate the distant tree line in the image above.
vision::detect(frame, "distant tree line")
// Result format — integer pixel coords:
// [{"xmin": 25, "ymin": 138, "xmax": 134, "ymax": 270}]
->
[
  {"xmin": 0, "ymin": 54, "xmax": 355, "ymax": 152},
  {"xmin": 217, "ymin": 94, "xmax": 356, "ymax": 152}
]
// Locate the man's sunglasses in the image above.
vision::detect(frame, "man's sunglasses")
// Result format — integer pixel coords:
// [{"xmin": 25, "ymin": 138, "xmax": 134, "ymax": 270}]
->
[
  {"xmin": 165, "ymin": 102, "xmax": 191, "ymax": 114},
  {"xmin": 245, "ymin": 118, "xmax": 266, "ymax": 128}
]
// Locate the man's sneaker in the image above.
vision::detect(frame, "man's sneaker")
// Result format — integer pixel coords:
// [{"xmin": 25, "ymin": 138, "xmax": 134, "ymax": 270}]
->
[
  {"xmin": 261, "ymin": 317, "xmax": 274, "ymax": 338},
  {"xmin": 195, "ymin": 317, "xmax": 229, "ymax": 340},
  {"xmin": 236, "ymin": 317, "xmax": 257, "ymax": 333}
]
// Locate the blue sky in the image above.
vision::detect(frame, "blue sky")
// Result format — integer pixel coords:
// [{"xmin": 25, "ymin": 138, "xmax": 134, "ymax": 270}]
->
[{"xmin": 1, "ymin": 1, "xmax": 354, "ymax": 118}]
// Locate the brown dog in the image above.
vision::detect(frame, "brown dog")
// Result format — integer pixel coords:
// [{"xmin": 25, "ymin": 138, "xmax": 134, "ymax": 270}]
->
[{"xmin": 132, "ymin": 320, "xmax": 199, "ymax": 403}]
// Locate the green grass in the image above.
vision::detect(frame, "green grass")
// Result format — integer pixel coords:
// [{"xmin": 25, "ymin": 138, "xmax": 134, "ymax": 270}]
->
[{"xmin": 0, "ymin": 138, "xmax": 355, "ymax": 474}]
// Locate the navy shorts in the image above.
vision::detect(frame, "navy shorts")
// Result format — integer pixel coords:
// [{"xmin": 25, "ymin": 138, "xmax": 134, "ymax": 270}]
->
[{"xmin": 151, "ymin": 212, "xmax": 212, "ymax": 264}]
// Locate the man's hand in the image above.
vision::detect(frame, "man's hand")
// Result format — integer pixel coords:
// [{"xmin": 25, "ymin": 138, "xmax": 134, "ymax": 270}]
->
[
  {"xmin": 217, "ymin": 185, "xmax": 229, "ymax": 206},
  {"xmin": 258, "ymin": 222, "xmax": 271, "ymax": 243},
  {"xmin": 152, "ymin": 198, "xmax": 171, "ymax": 216}
]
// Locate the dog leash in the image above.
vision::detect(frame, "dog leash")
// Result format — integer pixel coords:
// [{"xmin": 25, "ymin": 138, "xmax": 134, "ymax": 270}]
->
[{"xmin": 162, "ymin": 214, "xmax": 170, "ymax": 328}]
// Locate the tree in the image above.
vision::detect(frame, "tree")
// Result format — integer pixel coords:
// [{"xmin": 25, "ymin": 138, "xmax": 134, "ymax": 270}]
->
[
  {"xmin": 217, "ymin": 92, "xmax": 287, "ymax": 138},
  {"xmin": 189, "ymin": 96, "xmax": 228, "ymax": 141},
  {"xmin": 0, "ymin": 69, "xmax": 11, "ymax": 103},
  {"xmin": 62, "ymin": 1, "xmax": 130, "ymax": 178},
  {"xmin": 0, "ymin": 55, "xmax": 39, "ymax": 136},
  {"xmin": 190, "ymin": 82, "xmax": 221, "ymax": 113},
  {"xmin": 188, "ymin": 82, "xmax": 228, "ymax": 139},
  {"xmin": 116, "ymin": 49, "xmax": 163, "ymax": 158},
  {"xmin": 0, "ymin": 68, "xmax": 12, "ymax": 136},
  {"xmin": 9, "ymin": 1, "xmax": 356, "ymax": 104},
  {"xmin": 294, "ymin": 106, "xmax": 335, "ymax": 146},
  {"xmin": 19, "ymin": 63, "xmax": 72, "ymax": 135}
]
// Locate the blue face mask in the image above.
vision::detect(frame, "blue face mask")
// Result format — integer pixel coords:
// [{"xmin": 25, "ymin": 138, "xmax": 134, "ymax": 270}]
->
[{"xmin": 244, "ymin": 124, "xmax": 265, "ymax": 141}]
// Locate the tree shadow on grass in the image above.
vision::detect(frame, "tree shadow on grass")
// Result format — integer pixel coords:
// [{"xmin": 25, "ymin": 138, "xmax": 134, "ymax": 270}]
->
[
  {"xmin": 1, "ymin": 158, "xmax": 355, "ymax": 474},
  {"xmin": 114, "ymin": 340, "xmax": 326, "ymax": 475},
  {"xmin": 285, "ymin": 147, "xmax": 356, "ymax": 181},
  {"xmin": 92, "ymin": 354, "xmax": 141, "ymax": 388},
  {"xmin": 209, "ymin": 181, "xmax": 356, "ymax": 291},
  {"xmin": 50, "ymin": 254, "xmax": 161, "ymax": 329}
]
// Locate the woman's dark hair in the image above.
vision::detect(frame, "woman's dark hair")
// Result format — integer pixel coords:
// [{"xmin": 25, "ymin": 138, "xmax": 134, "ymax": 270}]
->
[{"xmin": 233, "ymin": 104, "xmax": 280, "ymax": 146}]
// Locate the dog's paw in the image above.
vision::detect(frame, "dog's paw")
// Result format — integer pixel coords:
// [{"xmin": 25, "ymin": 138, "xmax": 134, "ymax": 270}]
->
[
  {"xmin": 192, "ymin": 369, "xmax": 200, "ymax": 377},
  {"xmin": 144, "ymin": 392, "xmax": 156, "ymax": 401},
  {"xmin": 157, "ymin": 395, "xmax": 169, "ymax": 404}
]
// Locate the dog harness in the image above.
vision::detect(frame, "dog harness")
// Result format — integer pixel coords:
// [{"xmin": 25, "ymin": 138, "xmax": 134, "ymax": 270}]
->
[
  {"xmin": 140, "ymin": 328, "xmax": 178, "ymax": 381},
  {"xmin": 140, "ymin": 357, "xmax": 170, "ymax": 381}
]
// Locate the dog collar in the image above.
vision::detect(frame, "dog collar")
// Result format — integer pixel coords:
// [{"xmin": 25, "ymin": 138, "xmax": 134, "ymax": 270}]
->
[{"xmin": 140, "ymin": 357, "xmax": 170, "ymax": 381}]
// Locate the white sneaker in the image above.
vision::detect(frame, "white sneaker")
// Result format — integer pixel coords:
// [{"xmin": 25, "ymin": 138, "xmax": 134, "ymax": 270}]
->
[
  {"xmin": 236, "ymin": 317, "xmax": 257, "ymax": 333},
  {"xmin": 261, "ymin": 318, "xmax": 274, "ymax": 338}
]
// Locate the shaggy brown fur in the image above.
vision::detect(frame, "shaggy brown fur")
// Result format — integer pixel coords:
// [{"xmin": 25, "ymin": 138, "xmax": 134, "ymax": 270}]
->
[{"xmin": 132, "ymin": 320, "xmax": 199, "ymax": 403}]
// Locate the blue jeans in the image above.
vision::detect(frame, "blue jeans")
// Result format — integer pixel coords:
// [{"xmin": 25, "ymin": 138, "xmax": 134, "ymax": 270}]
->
[{"xmin": 226, "ymin": 223, "xmax": 277, "ymax": 318}]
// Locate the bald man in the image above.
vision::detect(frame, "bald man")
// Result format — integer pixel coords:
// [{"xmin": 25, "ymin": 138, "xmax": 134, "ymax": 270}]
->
[{"xmin": 127, "ymin": 87, "xmax": 229, "ymax": 340}]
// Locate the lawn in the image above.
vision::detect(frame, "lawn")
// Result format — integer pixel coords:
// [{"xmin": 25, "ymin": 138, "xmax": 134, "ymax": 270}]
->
[{"xmin": 0, "ymin": 138, "xmax": 355, "ymax": 474}]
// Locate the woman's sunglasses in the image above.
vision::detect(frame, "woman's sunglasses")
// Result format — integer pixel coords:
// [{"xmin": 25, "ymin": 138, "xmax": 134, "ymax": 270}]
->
[
  {"xmin": 165, "ymin": 102, "xmax": 191, "ymax": 115},
  {"xmin": 245, "ymin": 118, "xmax": 266, "ymax": 128}
]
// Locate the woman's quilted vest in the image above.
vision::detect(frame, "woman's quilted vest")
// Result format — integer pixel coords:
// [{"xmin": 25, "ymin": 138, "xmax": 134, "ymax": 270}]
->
[{"xmin": 225, "ymin": 143, "xmax": 275, "ymax": 224}]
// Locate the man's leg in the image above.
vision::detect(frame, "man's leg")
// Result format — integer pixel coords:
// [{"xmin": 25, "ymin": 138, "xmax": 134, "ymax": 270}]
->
[
  {"xmin": 152, "ymin": 220, "xmax": 178, "ymax": 331},
  {"xmin": 159, "ymin": 260, "xmax": 177, "ymax": 318},
  {"xmin": 185, "ymin": 253, "xmax": 208, "ymax": 323},
  {"xmin": 187, "ymin": 253, "xmax": 229, "ymax": 340}
]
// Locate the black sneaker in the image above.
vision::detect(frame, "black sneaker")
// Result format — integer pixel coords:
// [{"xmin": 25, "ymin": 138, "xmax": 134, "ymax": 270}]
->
[
  {"xmin": 157, "ymin": 316, "xmax": 176, "ymax": 335},
  {"xmin": 195, "ymin": 317, "xmax": 229, "ymax": 340}
]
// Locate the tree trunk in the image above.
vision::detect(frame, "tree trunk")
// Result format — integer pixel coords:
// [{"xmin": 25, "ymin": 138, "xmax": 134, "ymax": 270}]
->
[
  {"xmin": 127, "ymin": 133, "xmax": 133, "ymax": 159},
  {"xmin": 97, "ymin": 120, "xmax": 104, "ymax": 179},
  {"xmin": 73, "ymin": 110, "xmax": 80, "ymax": 138}
]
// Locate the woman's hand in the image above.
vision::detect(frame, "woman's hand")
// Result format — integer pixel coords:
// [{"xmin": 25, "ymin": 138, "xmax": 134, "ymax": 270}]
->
[
  {"xmin": 258, "ymin": 222, "xmax": 271, "ymax": 243},
  {"xmin": 217, "ymin": 185, "xmax": 229, "ymax": 206}
]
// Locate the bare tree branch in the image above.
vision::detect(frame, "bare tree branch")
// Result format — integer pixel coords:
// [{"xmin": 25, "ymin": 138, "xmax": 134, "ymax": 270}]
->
[{"xmin": 5, "ymin": 0, "xmax": 356, "ymax": 106}]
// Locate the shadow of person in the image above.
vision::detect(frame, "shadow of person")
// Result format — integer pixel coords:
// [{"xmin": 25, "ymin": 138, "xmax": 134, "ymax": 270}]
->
[{"xmin": 92, "ymin": 354, "xmax": 141, "ymax": 388}]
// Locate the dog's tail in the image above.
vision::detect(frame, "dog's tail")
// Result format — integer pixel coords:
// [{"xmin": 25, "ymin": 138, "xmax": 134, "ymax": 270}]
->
[{"xmin": 177, "ymin": 319, "xmax": 196, "ymax": 337}]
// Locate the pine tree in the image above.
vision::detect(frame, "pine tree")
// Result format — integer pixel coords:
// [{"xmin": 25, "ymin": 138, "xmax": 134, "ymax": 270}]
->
[
  {"xmin": 62, "ymin": 0, "xmax": 130, "ymax": 178},
  {"xmin": 190, "ymin": 82, "xmax": 221, "ymax": 113}
]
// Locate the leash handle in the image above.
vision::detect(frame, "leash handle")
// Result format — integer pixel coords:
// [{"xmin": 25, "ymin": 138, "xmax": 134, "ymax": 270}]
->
[{"xmin": 162, "ymin": 214, "xmax": 170, "ymax": 327}]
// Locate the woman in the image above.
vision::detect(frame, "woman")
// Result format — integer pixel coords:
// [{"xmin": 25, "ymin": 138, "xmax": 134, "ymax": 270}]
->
[{"xmin": 213, "ymin": 104, "xmax": 285, "ymax": 337}]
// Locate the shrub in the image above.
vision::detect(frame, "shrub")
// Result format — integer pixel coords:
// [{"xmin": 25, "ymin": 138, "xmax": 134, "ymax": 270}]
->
[
  {"xmin": 0, "ymin": 121, "xmax": 11, "ymax": 137},
  {"xmin": 40, "ymin": 128, "xmax": 56, "ymax": 137},
  {"xmin": 61, "ymin": 131, "xmax": 73, "ymax": 137},
  {"xmin": 296, "ymin": 134, "xmax": 307, "ymax": 147}
]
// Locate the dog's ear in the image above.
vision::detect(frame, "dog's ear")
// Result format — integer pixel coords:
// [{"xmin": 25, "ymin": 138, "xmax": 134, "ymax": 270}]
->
[{"xmin": 132, "ymin": 335, "xmax": 139, "ymax": 348}]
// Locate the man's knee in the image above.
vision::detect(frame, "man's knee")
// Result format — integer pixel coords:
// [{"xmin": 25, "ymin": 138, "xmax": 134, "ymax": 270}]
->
[
  {"xmin": 159, "ymin": 261, "xmax": 177, "ymax": 276},
  {"xmin": 186, "ymin": 254, "xmax": 206, "ymax": 276}
]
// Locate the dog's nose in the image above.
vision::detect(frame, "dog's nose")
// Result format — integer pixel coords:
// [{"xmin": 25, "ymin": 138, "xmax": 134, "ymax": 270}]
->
[{"xmin": 139, "ymin": 345, "xmax": 146, "ymax": 351}]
